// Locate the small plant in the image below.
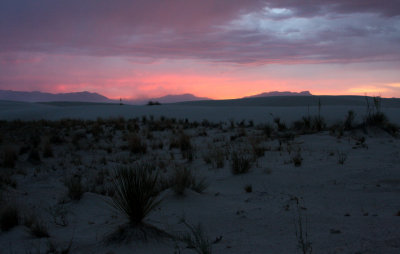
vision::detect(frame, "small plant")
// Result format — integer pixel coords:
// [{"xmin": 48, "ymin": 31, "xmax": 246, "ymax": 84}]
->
[
  {"xmin": 2, "ymin": 146, "xmax": 17, "ymax": 168},
  {"xmin": 292, "ymin": 152, "xmax": 303, "ymax": 167},
  {"xmin": 337, "ymin": 151, "xmax": 347, "ymax": 165},
  {"xmin": 147, "ymin": 101, "xmax": 161, "ymax": 106},
  {"xmin": 26, "ymin": 216, "xmax": 50, "ymax": 238},
  {"xmin": 231, "ymin": 151, "xmax": 252, "ymax": 175},
  {"xmin": 47, "ymin": 204, "xmax": 68, "ymax": 227},
  {"xmin": 293, "ymin": 197, "xmax": 312, "ymax": 254},
  {"xmin": 65, "ymin": 175, "xmax": 84, "ymax": 201},
  {"xmin": 171, "ymin": 167, "xmax": 208, "ymax": 195},
  {"xmin": 43, "ymin": 141, "xmax": 54, "ymax": 158},
  {"xmin": 28, "ymin": 148, "xmax": 41, "ymax": 165},
  {"xmin": 203, "ymin": 147, "xmax": 225, "ymax": 169},
  {"xmin": 110, "ymin": 164, "xmax": 161, "ymax": 225},
  {"xmin": 179, "ymin": 219, "xmax": 212, "ymax": 254},
  {"xmin": 244, "ymin": 184, "xmax": 252, "ymax": 193},
  {"xmin": 274, "ymin": 117, "xmax": 287, "ymax": 132},
  {"xmin": 344, "ymin": 110, "xmax": 356, "ymax": 130},
  {"xmin": 127, "ymin": 133, "xmax": 147, "ymax": 154},
  {"xmin": 172, "ymin": 167, "xmax": 193, "ymax": 196},
  {"xmin": 0, "ymin": 203, "xmax": 19, "ymax": 231}
]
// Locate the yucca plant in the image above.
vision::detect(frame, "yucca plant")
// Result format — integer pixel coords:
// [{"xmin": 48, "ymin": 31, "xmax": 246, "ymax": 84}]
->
[{"xmin": 110, "ymin": 164, "xmax": 161, "ymax": 226}]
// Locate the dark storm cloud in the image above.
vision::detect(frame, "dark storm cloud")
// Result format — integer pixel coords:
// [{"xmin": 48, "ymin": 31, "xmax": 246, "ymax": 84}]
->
[{"xmin": 0, "ymin": 0, "xmax": 399, "ymax": 64}]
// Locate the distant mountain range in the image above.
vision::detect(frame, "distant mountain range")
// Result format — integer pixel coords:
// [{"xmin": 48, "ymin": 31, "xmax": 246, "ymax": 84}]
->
[
  {"xmin": 0, "ymin": 90, "xmax": 211, "ymax": 104},
  {"xmin": 0, "ymin": 90, "xmax": 111, "ymax": 103},
  {"xmin": 0, "ymin": 89, "xmax": 312, "ymax": 104},
  {"xmin": 245, "ymin": 91, "xmax": 312, "ymax": 98},
  {"xmin": 127, "ymin": 93, "xmax": 211, "ymax": 104}
]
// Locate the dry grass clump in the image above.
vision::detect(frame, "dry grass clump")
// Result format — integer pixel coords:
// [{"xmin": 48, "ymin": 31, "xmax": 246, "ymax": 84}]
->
[
  {"xmin": 65, "ymin": 175, "xmax": 84, "ymax": 201},
  {"xmin": 43, "ymin": 141, "xmax": 54, "ymax": 158},
  {"xmin": 292, "ymin": 152, "xmax": 303, "ymax": 167},
  {"xmin": 244, "ymin": 184, "xmax": 253, "ymax": 193},
  {"xmin": 231, "ymin": 150, "xmax": 252, "ymax": 175},
  {"xmin": 0, "ymin": 203, "xmax": 19, "ymax": 231},
  {"xmin": 2, "ymin": 146, "xmax": 17, "ymax": 168},
  {"xmin": 203, "ymin": 147, "xmax": 225, "ymax": 169},
  {"xmin": 127, "ymin": 133, "xmax": 147, "ymax": 154},
  {"xmin": 337, "ymin": 151, "xmax": 347, "ymax": 165},
  {"xmin": 171, "ymin": 167, "xmax": 208, "ymax": 196},
  {"xmin": 110, "ymin": 164, "xmax": 161, "ymax": 226},
  {"xmin": 24, "ymin": 213, "xmax": 50, "ymax": 238},
  {"xmin": 179, "ymin": 219, "xmax": 213, "ymax": 254}
]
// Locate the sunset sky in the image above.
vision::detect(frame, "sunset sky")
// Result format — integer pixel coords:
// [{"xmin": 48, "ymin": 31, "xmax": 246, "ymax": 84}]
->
[{"xmin": 1, "ymin": 0, "xmax": 400, "ymax": 99}]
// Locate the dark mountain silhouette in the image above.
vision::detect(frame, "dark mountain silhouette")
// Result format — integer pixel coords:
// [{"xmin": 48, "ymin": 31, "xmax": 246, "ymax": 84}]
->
[
  {"xmin": 0, "ymin": 90, "xmax": 210, "ymax": 104},
  {"xmin": 245, "ymin": 91, "xmax": 312, "ymax": 98},
  {"xmin": 0, "ymin": 90, "xmax": 111, "ymax": 103},
  {"xmin": 128, "ymin": 93, "xmax": 211, "ymax": 104}
]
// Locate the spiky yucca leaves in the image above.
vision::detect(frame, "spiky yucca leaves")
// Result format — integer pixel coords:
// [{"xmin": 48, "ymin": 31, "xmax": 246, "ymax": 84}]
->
[{"xmin": 111, "ymin": 165, "xmax": 161, "ymax": 226}]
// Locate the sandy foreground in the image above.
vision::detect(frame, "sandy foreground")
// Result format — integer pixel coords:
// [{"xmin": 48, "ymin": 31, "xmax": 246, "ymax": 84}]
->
[{"xmin": 0, "ymin": 99, "xmax": 399, "ymax": 253}]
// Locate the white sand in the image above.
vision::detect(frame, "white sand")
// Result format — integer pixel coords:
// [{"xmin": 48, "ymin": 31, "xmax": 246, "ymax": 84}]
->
[{"xmin": 0, "ymin": 99, "xmax": 399, "ymax": 253}]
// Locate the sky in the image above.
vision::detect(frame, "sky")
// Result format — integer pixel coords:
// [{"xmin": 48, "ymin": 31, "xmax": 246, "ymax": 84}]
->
[{"xmin": 0, "ymin": 0, "xmax": 400, "ymax": 100}]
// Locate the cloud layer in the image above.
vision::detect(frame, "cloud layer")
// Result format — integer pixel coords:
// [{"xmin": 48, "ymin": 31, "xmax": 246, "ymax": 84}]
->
[
  {"xmin": 0, "ymin": 0, "xmax": 399, "ymax": 98},
  {"xmin": 1, "ymin": 0, "xmax": 399, "ymax": 63}
]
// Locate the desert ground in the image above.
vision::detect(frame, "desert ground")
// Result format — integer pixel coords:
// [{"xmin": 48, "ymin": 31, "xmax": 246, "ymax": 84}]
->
[{"xmin": 0, "ymin": 97, "xmax": 399, "ymax": 253}]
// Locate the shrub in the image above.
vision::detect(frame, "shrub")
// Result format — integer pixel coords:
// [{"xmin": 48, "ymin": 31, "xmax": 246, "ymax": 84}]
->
[
  {"xmin": 65, "ymin": 175, "xmax": 84, "ymax": 201},
  {"xmin": 231, "ymin": 151, "xmax": 252, "ymax": 175},
  {"xmin": 2, "ymin": 147, "xmax": 17, "ymax": 168},
  {"xmin": 110, "ymin": 165, "xmax": 161, "ymax": 226},
  {"xmin": 179, "ymin": 219, "xmax": 212, "ymax": 254},
  {"xmin": 127, "ymin": 134, "xmax": 147, "ymax": 154},
  {"xmin": 0, "ymin": 204, "xmax": 19, "ymax": 231},
  {"xmin": 27, "ymin": 148, "xmax": 41, "ymax": 165},
  {"xmin": 244, "ymin": 184, "xmax": 252, "ymax": 193},
  {"xmin": 292, "ymin": 153, "xmax": 303, "ymax": 167},
  {"xmin": 147, "ymin": 101, "xmax": 161, "ymax": 106},
  {"xmin": 344, "ymin": 110, "xmax": 356, "ymax": 130},
  {"xmin": 203, "ymin": 147, "xmax": 225, "ymax": 169},
  {"xmin": 274, "ymin": 117, "xmax": 287, "ymax": 132},
  {"xmin": 178, "ymin": 133, "xmax": 192, "ymax": 151},
  {"xmin": 43, "ymin": 141, "xmax": 54, "ymax": 158},
  {"xmin": 172, "ymin": 167, "xmax": 193, "ymax": 196},
  {"xmin": 337, "ymin": 151, "xmax": 347, "ymax": 165},
  {"xmin": 170, "ymin": 167, "xmax": 208, "ymax": 195},
  {"xmin": 25, "ymin": 215, "xmax": 50, "ymax": 238},
  {"xmin": 311, "ymin": 116, "xmax": 326, "ymax": 132}
]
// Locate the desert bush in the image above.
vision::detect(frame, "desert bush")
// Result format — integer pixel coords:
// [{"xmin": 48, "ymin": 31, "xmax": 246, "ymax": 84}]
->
[
  {"xmin": 28, "ymin": 148, "xmax": 41, "ymax": 165},
  {"xmin": 344, "ymin": 110, "xmax": 356, "ymax": 130},
  {"xmin": 203, "ymin": 147, "xmax": 225, "ymax": 169},
  {"xmin": 147, "ymin": 101, "xmax": 161, "ymax": 106},
  {"xmin": 127, "ymin": 133, "xmax": 147, "ymax": 154},
  {"xmin": 274, "ymin": 117, "xmax": 287, "ymax": 132},
  {"xmin": 244, "ymin": 184, "xmax": 253, "ymax": 193},
  {"xmin": 178, "ymin": 133, "xmax": 192, "ymax": 151},
  {"xmin": 311, "ymin": 116, "xmax": 326, "ymax": 132},
  {"xmin": 0, "ymin": 203, "xmax": 19, "ymax": 231},
  {"xmin": 25, "ymin": 214, "xmax": 50, "ymax": 238},
  {"xmin": 0, "ymin": 172, "xmax": 17, "ymax": 189},
  {"xmin": 179, "ymin": 219, "xmax": 212, "ymax": 254},
  {"xmin": 292, "ymin": 152, "xmax": 303, "ymax": 167},
  {"xmin": 293, "ymin": 197, "xmax": 312, "ymax": 254},
  {"xmin": 337, "ymin": 151, "xmax": 347, "ymax": 165},
  {"xmin": 170, "ymin": 167, "xmax": 208, "ymax": 195},
  {"xmin": 172, "ymin": 167, "xmax": 193, "ymax": 196},
  {"xmin": 249, "ymin": 137, "xmax": 266, "ymax": 158},
  {"xmin": 65, "ymin": 175, "xmax": 84, "ymax": 201},
  {"xmin": 2, "ymin": 146, "xmax": 17, "ymax": 168},
  {"xmin": 110, "ymin": 164, "xmax": 161, "ymax": 225},
  {"xmin": 43, "ymin": 141, "xmax": 54, "ymax": 158},
  {"xmin": 261, "ymin": 123, "xmax": 274, "ymax": 138},
  {"xmin": 231, "ymin": 151, "xmax": 252, "ymax": 175}
]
